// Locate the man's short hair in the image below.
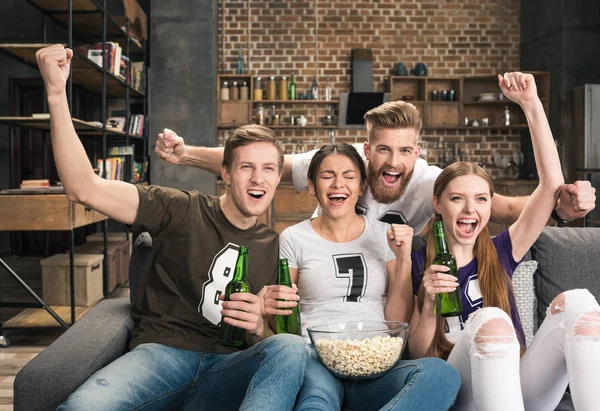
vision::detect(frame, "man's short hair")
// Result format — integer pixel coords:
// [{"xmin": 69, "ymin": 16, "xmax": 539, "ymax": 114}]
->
[
  {"xmin": 363, "ymin": 101, "xmax": 423, "ymax": 142},
  {"xmin": 222, "ymin": 125, "xmax": 284, "ymax": 172}
]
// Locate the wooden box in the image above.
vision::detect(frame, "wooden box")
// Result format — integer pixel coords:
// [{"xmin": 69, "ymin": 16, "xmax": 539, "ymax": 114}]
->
[
  {"xmin": 86, "ymin": 232, "xmax": 132, "ymax": 258},
  {"xmin": 218, "ymin": 101, "xmax": 252, "ymax": 128},
  {"xmin": 41, "ymin": 253, "xmax": 104, "ymax": 306},
  {"xmin": 426, "ymin": 103, "xmax": 460, "ymax": 127}
]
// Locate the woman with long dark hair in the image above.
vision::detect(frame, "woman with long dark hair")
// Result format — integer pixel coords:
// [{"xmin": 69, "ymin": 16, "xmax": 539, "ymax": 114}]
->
[{"xmin": 265, "ymin": 142, "xmax": 460, "ymax": 410}]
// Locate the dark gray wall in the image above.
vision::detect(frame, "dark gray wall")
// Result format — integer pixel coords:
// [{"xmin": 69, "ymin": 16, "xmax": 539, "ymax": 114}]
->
[
  {"xmin": 521, "ymin": 0, "xmax": 600, "ymax": 139},
  {"xmin": 521, "ymin": 0, "xmax": 600, "ymax": 222},
  {"xmin": 149, "ymin": 0, "xmax": 217, "ymax": 193}
]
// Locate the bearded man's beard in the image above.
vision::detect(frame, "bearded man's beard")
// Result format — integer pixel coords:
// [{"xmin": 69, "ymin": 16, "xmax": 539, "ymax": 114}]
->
[{"xmin": 366, "ymin": 162, "xmax": 414, "ymax": 204}]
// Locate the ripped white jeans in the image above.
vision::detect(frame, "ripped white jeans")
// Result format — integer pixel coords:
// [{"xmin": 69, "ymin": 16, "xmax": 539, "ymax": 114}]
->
[{"xmin": 447, "ymin": 289, "xmax": 600, "ymax": 411}]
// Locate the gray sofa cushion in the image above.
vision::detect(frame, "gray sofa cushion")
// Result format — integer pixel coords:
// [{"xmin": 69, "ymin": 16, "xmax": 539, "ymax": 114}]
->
[
  {"xmin": 14, "ymin": 298, "xmax": 133, "ymax": 411},
  {"xmin": 531, "ymin": 227, "xmax": 600, "ymax": 325}
]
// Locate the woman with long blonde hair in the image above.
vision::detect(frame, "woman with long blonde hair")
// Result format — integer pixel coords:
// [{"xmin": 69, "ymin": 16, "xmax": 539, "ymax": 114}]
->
[{"xmin": 409, "ymin": 72, "xmax": 600, "ymax": 410}]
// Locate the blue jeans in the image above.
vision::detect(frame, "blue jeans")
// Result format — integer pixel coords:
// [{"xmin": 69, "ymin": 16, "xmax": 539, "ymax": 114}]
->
[
  {"xmin": 58, "ymin": 334, "xmax": 310, "ymax": 411},
  {"xmin": 295, "ymin": 348, "xmax": 460, "ymax": 411}
]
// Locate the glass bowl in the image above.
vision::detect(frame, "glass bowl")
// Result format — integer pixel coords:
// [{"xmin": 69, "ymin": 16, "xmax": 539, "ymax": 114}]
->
[{"xmin": 307, "ymin": 321, "xmax": 409, "ymax": 379}]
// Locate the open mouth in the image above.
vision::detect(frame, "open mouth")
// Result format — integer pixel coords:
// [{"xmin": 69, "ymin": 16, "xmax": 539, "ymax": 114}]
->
[
  {"xmin": 457, "ymin": 219, "xmax": 478, "ymax": 236},
  {"xmin": 381, "ymin": 170, "xmax": 401, "ymax": 186},
  {"xmin": 247, "ymin": 189, "xmax": 266, "ymax": 200},
  {"xmin": 327, "ymin": 193, "xmax": 349, "ymax": 205}
]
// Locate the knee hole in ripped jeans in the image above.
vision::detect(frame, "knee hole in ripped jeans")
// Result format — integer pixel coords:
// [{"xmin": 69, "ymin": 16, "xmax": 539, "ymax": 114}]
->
[
  {"xmin": 573, "ymin": 311, "xmax": 600, "ymax": 338},
  {"xmin": 474, "ymin": 318, "xmax": 517, "ymax": 359},
  {"xmin": 550, "ymin": 292, "xmax": 567, "ymax": 315}
]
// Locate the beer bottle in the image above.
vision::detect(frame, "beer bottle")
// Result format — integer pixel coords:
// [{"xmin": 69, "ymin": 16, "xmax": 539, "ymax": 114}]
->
[
  {"xmin": 219, "ymin": 245, "xmax": 251, "ymax": 347},
  {"xmin": 275, "ymin": 259, "xmax": 302, "ymax": 335},
  {"xmin": 433, "ymin": 221, "xmax": 463, "ymax": 317},
  {"xmin": 289, "ymin": 73, "xmax": 296, "ymax": 100}
]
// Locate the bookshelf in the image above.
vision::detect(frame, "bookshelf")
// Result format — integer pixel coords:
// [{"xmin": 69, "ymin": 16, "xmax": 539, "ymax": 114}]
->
[{"xmin": 0, "ymin": 0, "xmax": 149, "ymax": 337}]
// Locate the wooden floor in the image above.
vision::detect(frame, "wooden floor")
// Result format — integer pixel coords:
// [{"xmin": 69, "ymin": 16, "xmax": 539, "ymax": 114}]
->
[{"xmin": 0, "ymin": 286, "xmax": 129, "ymax": 410}]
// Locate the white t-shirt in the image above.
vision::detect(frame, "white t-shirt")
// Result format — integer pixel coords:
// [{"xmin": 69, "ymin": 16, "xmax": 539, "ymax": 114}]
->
[
  {"xmin": 292, "ymin": 143, "xmax": 442, "ymax": 234},
  {"xmin": 279, "ymin": 217, "xmax": 396, "ymax": 341}
]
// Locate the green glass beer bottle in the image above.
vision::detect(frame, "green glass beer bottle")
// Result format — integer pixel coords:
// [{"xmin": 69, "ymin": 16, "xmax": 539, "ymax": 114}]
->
[
  {"xmin": 433, "ymin": 221, "xmax": 463, "ymax": 317},
  {"xmin": 275, "ymin": 258, "xmax": 302, "ymax": 335},
  {"xmin": 219, "ymin": 245, "xmax": 251, "ymax": 347},
  {"xmin": 289, "ymin": 73, "xmax": 296, "ymax": 100}
]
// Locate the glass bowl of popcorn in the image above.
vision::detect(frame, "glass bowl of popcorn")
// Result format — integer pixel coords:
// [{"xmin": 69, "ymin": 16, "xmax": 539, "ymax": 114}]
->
[{"xmin": 307, "ymin": 321, "xmax": 409, "ymax": 379}]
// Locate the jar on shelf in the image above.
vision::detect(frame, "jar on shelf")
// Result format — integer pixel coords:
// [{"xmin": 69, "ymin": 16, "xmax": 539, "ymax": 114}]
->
[
  {"xmin": 256, "ymin": 103, "xmax": 265, "ymax": 125},
  {"xmin": 267, "ymin": 76, "xmax": 277, "ymax": 101},
  {"xmin": 279, "ymin": 76, "xmax": 288, "ymax": 100},
  {"xmin": 253, "ymin": 77, "xmax": 264, "ymax": 101},
  {"xmin": 231, "ymin": 81, "xmax": 240, "ymax": 101},
  {"xmin": 240, "ymin": 81, "xmax": 249, "ymax": 100},
  {"xmin": 220, "ymin": 81, "xmax": 230, "ymax": 101}
]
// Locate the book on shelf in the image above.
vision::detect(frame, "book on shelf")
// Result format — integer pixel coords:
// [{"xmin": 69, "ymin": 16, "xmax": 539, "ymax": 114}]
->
[
  {"xmin": 75, "ymin": 42, "xmax": 123, "ymax": 77},
  {"xmin": 132, "ymin": 159, "xmax": 149, "ymax": 183},
  {"xmin": 108, "ymin": 145, "xmax": 135, "ymax": 155},
  {"xmin": 106, "ymin": 117, "xmax": 126, "ymax": 132},
  {"xmin": 97, "ymin": 151, "xmax": 135, "ymax": 182},
  {"xmin": 20, "ymin": 179, "xmax": 50, "ymax": 189},
  {"xmin": 127, "ymin": 114, "xmax": 145, "ymax": 136},
  {"xmin": 31, "ymin": 113, "xmax": 50, "ymax": 119}
]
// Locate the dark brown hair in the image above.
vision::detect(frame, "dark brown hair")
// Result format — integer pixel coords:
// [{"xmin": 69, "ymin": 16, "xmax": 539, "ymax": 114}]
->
[
  {"xmin": 307, "ymin": 143, "xmax": 367, "ymax": 205},
  {"xmin": 419, "ymin": 161, "xmax": 525, "ymax": 359},
  {"xmin": 363, "ymin": 100, "xmax": 423, "ymax": 142},
  {"xmin": 222, "ymin": 125, "xmax": 284, "ymax": 172},
  {"xmin": 307, "ymin": 143, "xmax": 367, "ymax": 184}
]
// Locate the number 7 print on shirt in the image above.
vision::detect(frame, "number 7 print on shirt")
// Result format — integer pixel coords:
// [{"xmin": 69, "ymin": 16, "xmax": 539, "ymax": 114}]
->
[{"xmin": 333, "ymin": 254, "xmax": 368, "ymax": 303}]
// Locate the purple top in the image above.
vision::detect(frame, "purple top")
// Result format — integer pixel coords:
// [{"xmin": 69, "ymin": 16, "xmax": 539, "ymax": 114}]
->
[{"xmin": 411, "ymin": 230, "xmax": 525, "ymax": 346}]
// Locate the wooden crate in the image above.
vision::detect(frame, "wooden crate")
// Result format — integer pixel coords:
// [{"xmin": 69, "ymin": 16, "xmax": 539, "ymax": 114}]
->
[
  {"xmin": 426, "ymin": 102, "xmax": 461, "ymax": 127},
  {"xmin": 40, "ymin": 253, "xmax": 104, "ymax": 306},
  {"xmin": 217, "ymin": 101, "xmax": 252, "ymax": 128}
]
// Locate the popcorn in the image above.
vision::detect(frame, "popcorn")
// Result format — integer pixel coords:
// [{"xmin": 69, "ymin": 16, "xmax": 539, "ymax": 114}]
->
[{"xmin": 314, "ymin": 335, "xmax": 404, "ymax": 378}]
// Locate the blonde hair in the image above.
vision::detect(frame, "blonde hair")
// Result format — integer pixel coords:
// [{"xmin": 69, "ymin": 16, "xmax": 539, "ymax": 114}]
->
[
  {"xmin": 363, "ymin": 101, "xmax": 423, "ymax": 142},
  {"xmin": 222, "ymin": 125, "xmax": 284, "ymax": 172}
]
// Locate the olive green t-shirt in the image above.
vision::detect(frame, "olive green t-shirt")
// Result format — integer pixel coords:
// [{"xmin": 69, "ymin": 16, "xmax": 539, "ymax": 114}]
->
[{"xmin": 129, "ymin": 185, "xmax": 279, "ymax": 353}]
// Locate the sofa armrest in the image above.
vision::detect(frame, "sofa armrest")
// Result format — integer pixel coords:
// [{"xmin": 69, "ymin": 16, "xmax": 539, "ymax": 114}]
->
[{"xmin": 14, "ymin": 298, "xmax": 133, "ymax": 411}]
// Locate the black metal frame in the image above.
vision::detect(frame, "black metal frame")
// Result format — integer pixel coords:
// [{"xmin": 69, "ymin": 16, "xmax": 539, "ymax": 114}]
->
[{"xmin": 0, "ymin": 0, "xmax": 149, "ymax": 348}]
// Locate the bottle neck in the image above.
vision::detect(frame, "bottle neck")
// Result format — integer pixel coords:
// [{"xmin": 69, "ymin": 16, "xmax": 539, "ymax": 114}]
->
[
  {"xmin": 434, "ymin": 222, "xmax": 450, "ymax": 255},
  {"xmin": 232, "ymin": 250, "xmax": 248, "ymax": 282},
  {"xmin": 278, "ymin": 263, "xmax": 292, "ymax": 287}
]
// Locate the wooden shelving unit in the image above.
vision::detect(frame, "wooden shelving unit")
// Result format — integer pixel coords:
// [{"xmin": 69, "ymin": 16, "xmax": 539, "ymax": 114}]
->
[
  {"xmin": 0, "ymin": 0, "xmax": 149, "ymax": 337},
  {"xmin": 388, "ymin": 71, "xmax": 550, "ymax": 129},
  {"xmin": 0, "ymin": 43, "xmax": 144, "ymax": 97},
  {"xmin": 0, "ymin": 116, "xmax": 144, "ymax": 139},
  {"xmin": 26, "ymin": 0, "xmax": 145, "ymax": 54},
  {"xmin": 217, "ymin": 74, "xmax": 339, "ymax": 129}
]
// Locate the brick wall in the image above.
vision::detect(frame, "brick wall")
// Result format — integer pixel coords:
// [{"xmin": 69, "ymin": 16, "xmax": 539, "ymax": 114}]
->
[{"xmin": 218, "ymin": 0, "xmax": 522, "ymax": 178}]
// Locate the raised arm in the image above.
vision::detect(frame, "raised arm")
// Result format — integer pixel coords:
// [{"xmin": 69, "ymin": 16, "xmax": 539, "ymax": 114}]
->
[
  {"xmin": 385, "ymin": 224, "xmax": 414, "ymax": 323},
  {"xmin": 155, "ymin": 129, "xmax": 295, "ymax": 182},
  {"xmin": 36, "ymin": 45, "xmax": 139, "ymax": 225},
  {"xmin": 501, "ymin": 72, "xmax": 564, "ymax": 260}
]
